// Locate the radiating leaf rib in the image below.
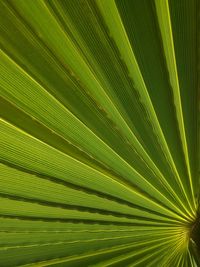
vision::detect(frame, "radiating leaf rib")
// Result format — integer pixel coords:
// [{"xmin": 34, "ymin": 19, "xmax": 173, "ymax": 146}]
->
[
  {"xmin": 1, "ymin": 0, "xmax": 197, "ymax": 220},
  {"xmin": 0, "ymin": 1, "xmax": 144, "ymax": 177},
  {"xmin": 0, "ymin": 0, "xmax": 174, "ymax": 212},
  {"xmin": 125, "ymin": 245, "xmax": 174, "ymax": 267},
  {"xmin": 18, "ymin": 242, "xmax": 148, "ymax": 267},
  {"xmin": 0, "ymin": 239, "xmax": 142, "ymax": 267},
  {"xmin": 167, "ymin": 0, "xmax": 199, "ymax": 197},
  {"xmin": 0, "ymin": 119, "xmax": 190, "ymax": 222},
  {"xmin": 95, "ymin": 0, "xmax": 196, "ymax": 216},
  {"xmin": 0, "ymin": 52, "xmax": 171, "ymax": 205},
  {"xmin": 0, "ymin": 0, "xmax": 199, "ymax": 265},
  {"xmin": 1, "ymin": 197, "xmax": 154, "ymax": 225},
  {"xmin": 14, "ymin": 236, "xmax": 179, "ymax": 267},
  {"xmin": 0, "ymin": 163, "xmax": 181, "ymax": 223},
  {"xmin": 0, "ymin": 230, "xmax": 180, "ymax": 248},
  {"xmin": 154, "ymin": 0, "xmax": 196, "ymax": 208},
  {"xmin": 94, "ymin": 244, "xmax": 165, "ymax": 266},
  {"xmin": 0, "ymin": 218, "xmax": 141, "ymax": 233},
  {"xmin": 0, "ymin": 50, "xmax": 194, "ymax": 224},
  {"xmin": 94, "ymin": 237, "xmax": 179, "ymax": 267},
  {"xmin": 4, "ymin": 0, "xmax": 152, "ymax": 160},
  {"xmin": 0, "ymin": 97, "xmax": 117, "ymax": 177},
  {"xmin": 48, "ymin": 0, "xmax": 197, "ymax": 217},
  {"xmin": 111, "ymin": 0, "xmax": 199, "ymax": 217},
  {"xmin": 0, "ymin": 3, "xmax": 190, "ymax": 217},
  {"xmin": 47, "ymin": 0, "xmax": 197, "ymax": 216},
  {"xmin": 4, "ymin": 237, "xmax": 184, "ymax": 266}
]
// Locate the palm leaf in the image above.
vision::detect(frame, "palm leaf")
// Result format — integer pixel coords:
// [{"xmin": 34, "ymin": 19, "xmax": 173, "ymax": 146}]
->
[{"xmin": 0, "ymin": 0, "xmax": 199, "ymax": 266}]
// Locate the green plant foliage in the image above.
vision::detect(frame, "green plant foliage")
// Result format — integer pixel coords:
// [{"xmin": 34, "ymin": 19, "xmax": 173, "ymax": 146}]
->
[{"xmin": 0, "ymin": 0, "xmax": 199, "ymax": 266}]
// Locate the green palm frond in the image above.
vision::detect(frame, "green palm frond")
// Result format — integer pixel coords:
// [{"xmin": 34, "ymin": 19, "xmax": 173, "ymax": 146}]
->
[{"xmin": 0, "ymin": 0, "xmax": 199, "ymax": 266}]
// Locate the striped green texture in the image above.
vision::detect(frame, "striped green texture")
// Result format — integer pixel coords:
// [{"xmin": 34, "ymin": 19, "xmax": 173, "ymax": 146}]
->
[{"xmin": 0, "ymin": 0, "xmax": 199, "ymax": 266}]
